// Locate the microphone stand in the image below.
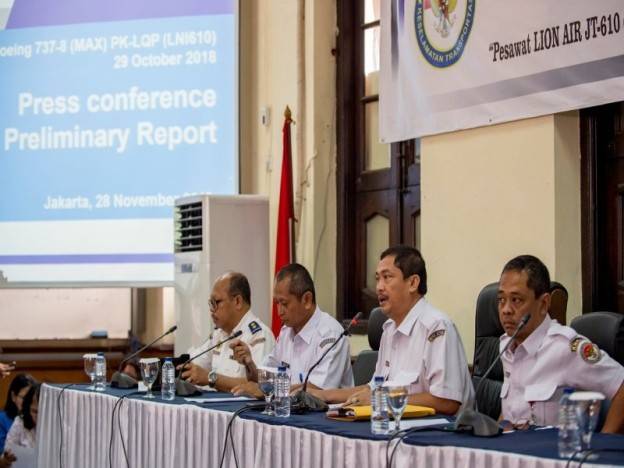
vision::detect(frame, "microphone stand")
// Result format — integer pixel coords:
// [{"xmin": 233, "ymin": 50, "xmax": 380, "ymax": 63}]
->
[
  {"xmin": 291, "ymin": 312, "xmax": 363, "ymax": 413},
  {"xmin": 454, "ymin": 313, "xmax": 531, "ymax": 436},
  {"xmin": 110, "ymin": 325, "xmax": 178, "ymax": 389},
  {"xmin": 175, "ymin": 330, "xmax": 243, "ymax": 396}
]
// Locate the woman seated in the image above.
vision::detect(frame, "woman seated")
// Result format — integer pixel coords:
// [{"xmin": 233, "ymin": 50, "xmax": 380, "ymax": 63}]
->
[
  {"xmin": 5, "ymin": 383, "xmax": 39, "ymax": 451},
  {"xmin": 0, "ymin": 375, "xmax": 34, "ymax": 453}
]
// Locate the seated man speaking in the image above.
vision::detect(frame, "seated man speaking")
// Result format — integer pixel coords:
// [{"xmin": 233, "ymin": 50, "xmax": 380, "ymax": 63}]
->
[
  {"xmin": 497, "ymin": 255, "xmax": 624, "ymax": 432},
  {"xmin": 310, "ymin": 245, "xmax": 474, "ymax": 415},
  {"xmin": 180, "ymin": 271, "xmax": 275, "ymax": 392},
  {"xmin": 230, "ymin": 263, "xmax": 353, "ymax": 395}
]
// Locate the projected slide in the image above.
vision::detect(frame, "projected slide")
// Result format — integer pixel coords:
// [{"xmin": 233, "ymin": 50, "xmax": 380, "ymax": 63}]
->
[{"xmin": 0, "ymin": 0, "xmax": 237, "ymax": 284}]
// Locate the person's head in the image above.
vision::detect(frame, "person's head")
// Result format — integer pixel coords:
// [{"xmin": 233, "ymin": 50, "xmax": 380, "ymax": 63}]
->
[
  {"xmin": 498, "ymin": 255, "xmax": 551, "ymax": 343},
  {"xmin": 4, "ymin": 374, "xmax": 35, "ymax": 419},
  {"xmin": 122, "ymin": 360, "xmax": 140, "ymax": 381},
  {"xmin": 273, "ymin": 263, "xmax": 316, "ymax": 333},
  {"xmin": 209, "ymin": 272, "xmax": 252, "ymax": 333},
  {"xmin": 376, "ymin": 246, "xmax": 427, "ymax": 322},
  {"xmin": 22, "ymin": 383, "xmax": 40, "ymax": 430}
]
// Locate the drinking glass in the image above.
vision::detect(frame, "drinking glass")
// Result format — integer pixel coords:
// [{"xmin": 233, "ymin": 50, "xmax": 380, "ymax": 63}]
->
[
  {"xmin": 258, "ymin": 368, "xmax": 275, "ymax": 416},
  {"xmin": 139, "ymin": 358, "xmax": 160, "ymax": 399},
  {"xmin": 387, "ymin": 385, "xmax": 408, "ymax": 432},
  {"xmin": 83, "ymin": 354, "xmax": 98, "ymax": 390},
  {"xmin": 570, "ymin": 391, "xmax": 605, "ymax": 452}
]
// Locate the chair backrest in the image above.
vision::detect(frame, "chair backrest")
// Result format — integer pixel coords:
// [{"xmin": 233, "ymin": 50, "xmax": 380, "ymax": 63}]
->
[
  {"xmin": 352, "ymin": 350, "xmax": 378, "ymax": 386},
  {"xmin": 549, "ymin": 281, "xmax": 568, "ymax": 325},
  {"xmin": 368, "ymin": 307, "xmax": 387, "ymax": 351},
  {"xmin": 571, "ymin": 312, "xmax": 624, "ymax": 365}
]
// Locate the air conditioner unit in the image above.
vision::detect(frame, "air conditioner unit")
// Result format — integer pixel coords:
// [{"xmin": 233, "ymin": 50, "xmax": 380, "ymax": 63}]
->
[{"xmin": 173, "ymin": 195, "xmax": 270, "ymax": 354}]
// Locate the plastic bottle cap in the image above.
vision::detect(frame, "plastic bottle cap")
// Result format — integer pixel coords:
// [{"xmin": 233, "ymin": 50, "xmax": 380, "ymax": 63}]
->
[
  {"xmin": 97, "ymin": 352, "xmax": 104, "ymax": 356},
  {"xmin": 374, "ymin": 376, "xmax": 384, "ymax": 384},
  {"xmin": 165, "ymin": 358, "xmax": 172, "ymax": 362},
  {"xmin": 563, "ymin": 387, "xmax": 575, "ymax": 394},
  {"xmin": 278, "ymin": 366, "xmax": 286, "ymax": 372}
]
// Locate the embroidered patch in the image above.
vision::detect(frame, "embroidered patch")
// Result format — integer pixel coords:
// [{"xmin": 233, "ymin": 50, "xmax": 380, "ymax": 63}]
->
[
  {"xmin": 428, "ymin": 329, "xmax": 446, "ymax": 342},
  {"xmin": 249, "ymin": 337, "xmax": 266, "ymax": 347},
  {"xmin": 248, "ymin": 321, "xmax": 262, "ymax": 335},
  {"xmin": 319, "ymin": 337, "xmax": 336, "ymax": 348},
  {"xmin": 579, "ymin": 341, "xmax": 602, "ymax": 364},
  {"xmin": 570, "ymin": 336, "xmax": 584, "ymax": 353}
]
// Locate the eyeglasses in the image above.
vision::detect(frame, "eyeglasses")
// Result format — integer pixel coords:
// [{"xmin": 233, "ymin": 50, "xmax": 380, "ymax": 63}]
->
[{"xmin": 209, "ymin": 298, "xmax": 224, "ymax": 312}]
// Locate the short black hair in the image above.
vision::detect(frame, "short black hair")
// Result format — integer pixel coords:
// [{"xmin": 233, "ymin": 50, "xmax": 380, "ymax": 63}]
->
[
  {"xmin": 22, "ymin": 383, "xmax": 40, "ymax": 430},
  {"xmin": 380, "ymin": 245, "xmax": 427, "ymax": 295},
  {"xmin": 275, "ymin": 263, "xmax": 316, "ymax": 303},
  {"xmin": 502, "ymin": 255, "xmax": 551, "ymax": 298},
  {"xmin": 3, "ymin": 373, "xmax": 35, "ymax": 419},
  {"xmin": 226, "ymin": 272, "xmax": 251, "ymax": 306}
]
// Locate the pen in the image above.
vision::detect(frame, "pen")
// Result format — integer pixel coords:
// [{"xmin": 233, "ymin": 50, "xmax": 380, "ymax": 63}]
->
[{"xmin": 299, "ymin": 373, "xmax": 303, "ymax": 383}]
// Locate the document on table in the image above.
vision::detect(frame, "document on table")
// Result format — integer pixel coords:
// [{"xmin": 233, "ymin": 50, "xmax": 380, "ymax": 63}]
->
[
  {"xmin": 399, "ymin": 418, "xmax": 450, "ymax": 429},
  {"xmin": 184, "ymin": 396, "xmax": 256, "ymax": 403}
]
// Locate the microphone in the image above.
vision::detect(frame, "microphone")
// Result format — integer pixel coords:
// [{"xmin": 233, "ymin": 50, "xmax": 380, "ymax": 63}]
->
[
  {"xmin": 454, "ymin": 312, "xmax": 531, "ymax": 437},
  {"xmin": 175, "ymin": 330, "xmax": 243, "ymax": 396},
  {"xmin": 110, "ymin": 325, "xmax": 178, "ymax": 389},
  {"xmin": 291, "ymin": 312, "xmax": 363, "ymax": 413}
]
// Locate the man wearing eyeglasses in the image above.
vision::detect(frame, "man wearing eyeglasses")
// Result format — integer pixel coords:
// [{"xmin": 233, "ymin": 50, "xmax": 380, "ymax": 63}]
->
[{"xmin": 179, "ymin": 271, "xmax": 275, "ymax": 391}]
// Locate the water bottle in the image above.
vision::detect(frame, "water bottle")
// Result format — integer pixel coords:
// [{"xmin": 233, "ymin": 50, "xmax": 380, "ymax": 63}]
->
[
  {"xmin": 94, "ymin": 352, "xmax": 107, "ymax": 392},
  {"xmin": 558, "ymin": 387, "xmax": 581, "ymax": 458},
  {"xmin": 161, "ymin": 358, "xmax": 176, "ymax": 401},
  {"xmin": 371, "ymin": 376, "xmax": 390, "ymax": 435},
  {"xmin": 274, "ymin": 366, "xmax": 291, "ymax": 417}
]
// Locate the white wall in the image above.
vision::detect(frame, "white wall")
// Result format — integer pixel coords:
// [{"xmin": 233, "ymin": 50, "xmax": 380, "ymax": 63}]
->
[
  {"xmin": 0, "ymin": 288, "xmax": 131, "ymax": 339},
  {"xmin": 421, "ymin": 114, "xmax": 582, "ymax": 359}
]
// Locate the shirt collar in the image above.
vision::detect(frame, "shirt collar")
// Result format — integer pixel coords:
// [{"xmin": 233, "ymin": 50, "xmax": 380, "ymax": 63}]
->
[
  {"xmin": 233, "ymin": 310, "xmax": 254, "ymax": 334},
  {"xmin": 384, "ymin": 297, "xmax": 426, "ymax": 336},
  {"xmin": 294, "ymin": 307, "xmax": 321, "ymax": 344},
  {"xmin": 517, "ymin": 315, "xmax": 550, "ymax": 356}
]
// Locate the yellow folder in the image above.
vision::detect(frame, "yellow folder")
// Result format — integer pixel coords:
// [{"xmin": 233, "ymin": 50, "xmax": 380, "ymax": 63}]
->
[{"xmin": 327, "ymin": 404, "xmax": 435, "ymax": 421}]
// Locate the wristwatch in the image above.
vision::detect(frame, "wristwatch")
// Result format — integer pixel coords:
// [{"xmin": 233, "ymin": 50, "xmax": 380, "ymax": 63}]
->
[{"xmin": 207, "ymin": 370, "xmax": 218, "ymax": 388}]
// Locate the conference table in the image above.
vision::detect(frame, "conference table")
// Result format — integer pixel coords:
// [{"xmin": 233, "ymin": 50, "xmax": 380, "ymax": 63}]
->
[{"xmin": 37, "ymin": 384, "xmax": 624, "ymax": 468}]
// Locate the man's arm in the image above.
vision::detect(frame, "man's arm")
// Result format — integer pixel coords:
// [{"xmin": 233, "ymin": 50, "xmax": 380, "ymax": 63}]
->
[
  {"xmin": 214, "ymin": 375, "xmax": 247, "ymax": 393},
  {"xmin": 230, "ymin": 339, "xmax": 259, "ymax": 382},
  {"xmin": 602, "ymin": 383, "xmax": 624, "ymax": 433},
  {"xmin": 308, "ymin": 385, "xmax": 368, "ymax": 404},
  {"xmin": 407, "ymin": 392, "xmax": 460, "ymax": 415}
]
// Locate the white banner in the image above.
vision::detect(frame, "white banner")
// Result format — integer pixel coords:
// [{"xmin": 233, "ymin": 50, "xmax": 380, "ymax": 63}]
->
[{"xmin": 380, "ymin": 0, "xmax": 624, "ymax": 142}]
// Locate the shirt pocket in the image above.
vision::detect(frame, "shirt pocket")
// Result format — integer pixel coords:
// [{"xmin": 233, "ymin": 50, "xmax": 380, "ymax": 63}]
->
[
  {"xmin": 391, "ymin": 371, "xmax": 420, "ymax": 387},
  {"xmin": 524, "ymin": 383, "xmax": 560, "ymax": 426},
  {"xmin": 500, "ymin": 381, "xmax": 509, "ymax": 399}
]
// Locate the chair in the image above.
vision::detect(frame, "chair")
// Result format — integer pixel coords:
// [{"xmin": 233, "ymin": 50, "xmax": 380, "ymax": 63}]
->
[
  {"xmin": 471, "ymin": 281, "xmax": 570, "ymax": 419},
  {"xmin": 571, "ymin": 312, "xmax": 624, "ymax": 366},
  {"xmin": 352, "ymin": 308, "xmax": 387, "ymax": 386},
  {"xmin": 570, "ymin": 311, "xmax": 624, "ymax": 429}
]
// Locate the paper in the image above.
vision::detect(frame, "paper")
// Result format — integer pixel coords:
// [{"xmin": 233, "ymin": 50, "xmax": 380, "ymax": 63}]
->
[
  {"xmin": 399, "ymin": 417, "xmax": 449, "ymax": 429},
  {"xmin": 184, "ymin": 396, "xmax": 255, "ymax": 403}
]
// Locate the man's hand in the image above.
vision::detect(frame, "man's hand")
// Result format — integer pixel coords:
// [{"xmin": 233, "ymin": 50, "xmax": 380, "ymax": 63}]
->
[
  {"xmin": 231, "ymin": 381, "xmax": 263, "ymax": 399},
  {"xmin": 343, "ymin": 387, "xmax": 372, "ymax": 406},
  {"xmin": 229, "ymin": 340, "xmax": 252, "ymax": 366},
  {"xmin": 178, "ymin": 363, "xmax": 209, "ymax": 386},
  {"xmin": 0, "ymin": 362, "xmax": 15, "ymax": 379},
  {"xmin": 0, "ymin": 449, "xmax": 16, "ymax": 467}
]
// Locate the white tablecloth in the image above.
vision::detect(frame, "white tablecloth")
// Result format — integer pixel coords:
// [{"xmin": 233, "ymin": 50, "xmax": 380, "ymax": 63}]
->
[{"xmin": 36, "ymin": 384, "xmax": 611, "ymax": 468}]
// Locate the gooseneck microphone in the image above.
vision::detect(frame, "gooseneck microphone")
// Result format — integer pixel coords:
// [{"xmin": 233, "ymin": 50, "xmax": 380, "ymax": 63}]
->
[
  {"xmin": 291, "ymin": 312, "xmax": 363, "ymax": 413},
  {"xmin": 174, "ymin": 330, "xmax": 243, "ymax": 396},
  {"xmin": 454, "ymin": 313, "xmax": 531, "ymax": 436},
  {"xmin": 110, "ymin": 325, "xmax": 178, "ymax": 389}
]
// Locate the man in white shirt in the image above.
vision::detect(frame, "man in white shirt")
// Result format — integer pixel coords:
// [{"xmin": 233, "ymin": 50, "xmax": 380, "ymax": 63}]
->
[
  {"xmin": 311, "ymin": 245, "xmax": 474, "ymax": 415},
  {"xmin": 231, "ymin": 263, "xmax": 353, "ymax": 396},
  {"xmin": 497, "ymin": 255, "xmax": 624, "ymax": 432},
  {"xmin": 180, "ymin": 272, "xmax": 275, "ymax": 392}
]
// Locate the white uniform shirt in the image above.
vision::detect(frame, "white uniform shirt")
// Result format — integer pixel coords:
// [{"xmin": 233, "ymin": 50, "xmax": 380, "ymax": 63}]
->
[
  {"xmin": 373, "ymin": 298, "xmax": 475, "ymax": 410},
  {"xmin": 264, "ymin": 307, "xmax": 354, "ymax": 388},
  {"xmin": 5, "ymin": 415, "xmax": 35, "ymax": 450},
  {"xmin": 500, "ymin": 317, "xmax": 624, "ymax": 426},
  {"xmin": 189, "ymin": 310, "xmax": 275, "ymax": 378}
]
